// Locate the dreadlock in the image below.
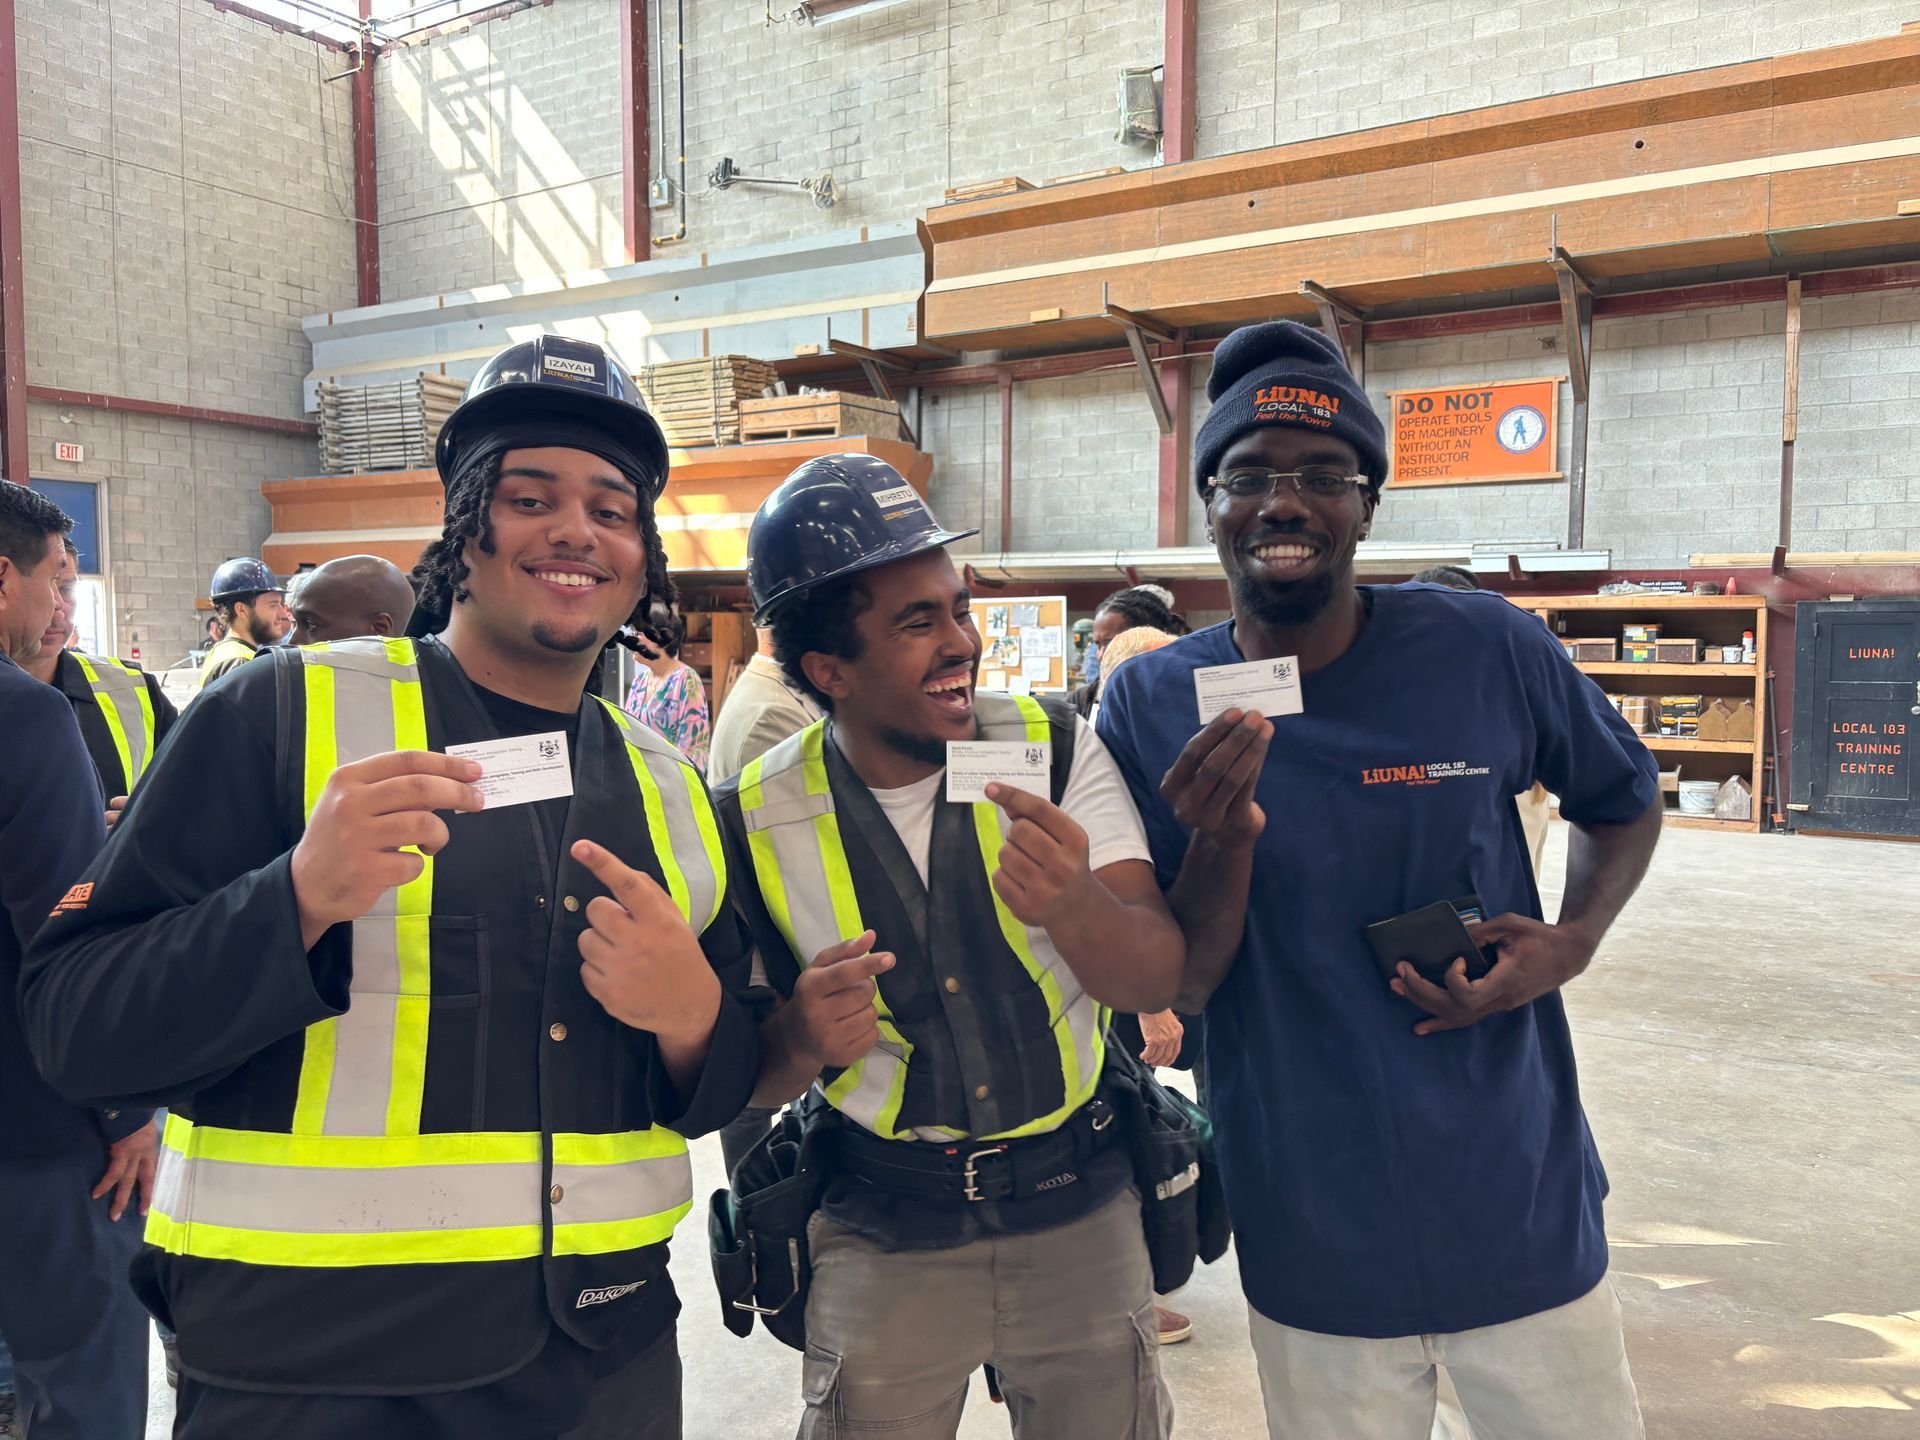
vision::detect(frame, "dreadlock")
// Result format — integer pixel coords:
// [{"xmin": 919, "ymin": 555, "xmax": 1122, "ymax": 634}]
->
[
  {"xmin": 409, "ymin": 445, "xmax": 678, "ymax": 651},
  {"xmin": 1095, "ymin": 585, "xmax": 1191, "ymax": 636}
]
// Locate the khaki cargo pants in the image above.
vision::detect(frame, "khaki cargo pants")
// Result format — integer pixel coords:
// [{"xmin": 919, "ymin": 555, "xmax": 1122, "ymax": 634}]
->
[{"xmin": 797, "ymin": 1187, "xmax": 1173, "ymax": 1438}]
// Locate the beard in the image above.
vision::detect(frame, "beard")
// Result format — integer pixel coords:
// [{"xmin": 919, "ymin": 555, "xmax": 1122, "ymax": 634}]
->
[
  {"xmin": 1232, "ymin": 566, "xmax": 1339, "ymax": 627},
  {"xmin": 530, "ymin": 619, "xmax": 603, "ymax": 654},
  {"xmin": 240, "ymin": 610, "xmax": 279, "ymax": 647},
  {"xmin": 878, "ymin": 724, "xmax": 951, "ymax": 768}
]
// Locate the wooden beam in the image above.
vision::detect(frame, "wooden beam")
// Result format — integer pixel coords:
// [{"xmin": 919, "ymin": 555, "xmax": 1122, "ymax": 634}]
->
[
  {"xmin": 998, "ymin": 370, "xmax": 1013, "ymax": 552},
  {"xmin": 1551, "ymin": 246, "xmax": 1594, "ymax": 549},
  {"xmin": 617, "ymin": 0, "xmax": 649, "ymax": 265},
  {"xmin": 1780, "ymin": 275, "xmax": 1802, "ymax": 549},
  {"xmin": 1301, "ymin": 279, "xmax": 1365, "ymax": 383},
  {"xmin": 1157, "ymin": 346, "xmax": 1191, "ymax": 546}
]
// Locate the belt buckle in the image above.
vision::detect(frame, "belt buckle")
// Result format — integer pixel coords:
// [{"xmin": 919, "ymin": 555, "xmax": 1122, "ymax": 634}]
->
[{"xmin": 962, "ymin": 1145, "xmax": 1010, "ymax": 1203}]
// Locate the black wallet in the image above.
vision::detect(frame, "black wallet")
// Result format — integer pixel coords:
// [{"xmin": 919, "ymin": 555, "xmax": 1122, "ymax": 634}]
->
[{"xmin": 1364, "ymin": 896, "xmax": 1498, "ymax": 984}]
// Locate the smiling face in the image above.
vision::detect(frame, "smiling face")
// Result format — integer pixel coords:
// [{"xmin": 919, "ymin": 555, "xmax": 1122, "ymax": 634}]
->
[
  {"xmin": 1208, "ymin": 427, "xmax": 1376, "ymax": 628},
  {"xmin": 233, "ymin": 591, "xmax": 291, "ymax": 647},
  {"xmin": 459, "ymin": 446, "xmax": 649, "ymax": 661},
  {"xmin": 802, "ymin": 547, "xmax": 980, "ymax": 766}
]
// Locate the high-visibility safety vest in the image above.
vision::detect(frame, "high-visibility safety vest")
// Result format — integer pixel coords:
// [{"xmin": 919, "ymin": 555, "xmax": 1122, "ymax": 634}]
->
[
  {"xmin": 146, "ymin": 636, "xmax": 727, "ymax": 1390},
  {"xmin": 197, "ymin": 633, "xmax": 258, "ymax": 688},
  {"xmin": 69, "ymin": 652, "xmax": 157, "ymax": 794},
  {"xmin": 734, "ymin": 692, "xmax": 1106, "ymax": 1143}
]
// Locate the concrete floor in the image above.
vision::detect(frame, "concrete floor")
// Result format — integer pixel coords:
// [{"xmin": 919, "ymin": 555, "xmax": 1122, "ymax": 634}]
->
[{"xmin": 143, "ymin": 823, "xmax": 1920, "ymax": 1438}]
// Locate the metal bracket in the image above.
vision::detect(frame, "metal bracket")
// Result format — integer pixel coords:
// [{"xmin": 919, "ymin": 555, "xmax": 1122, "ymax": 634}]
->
[
  {"xmin": 826, "ymin": 338, "xmax": 918, "ymax": 446},
  {"xmin": 1299, "ymin": 280, "xmax": 1366, "ymax": 384},
  {"xmin": 1101, "ymin": 284, "xmax": 1175, "ymax": 436}
]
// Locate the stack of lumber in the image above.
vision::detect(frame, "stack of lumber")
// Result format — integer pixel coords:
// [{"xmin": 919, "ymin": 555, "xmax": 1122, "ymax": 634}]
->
[
  {"xmin": 943, "ymin": 175, "xmax": 1036, "ymax": 204},
  {"xmin": 633, "ymin": 356, "xmax": 779, "ymax": 447},
  {"xmin": 738, "ymin": 391, "xmax": 901, "ymax": 442},
  {"xmin": 317, "ymin": 373, "xmax": 466, "ymax": 474}
]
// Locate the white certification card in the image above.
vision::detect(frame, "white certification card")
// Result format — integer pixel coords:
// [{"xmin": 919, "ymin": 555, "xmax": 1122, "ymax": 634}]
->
[
  {"xmin": 1192, "ymin": 657, "xmax": 1304, "ymax": 724},
  {"xmin": 447, "ymin": 731, "xmax": 574, "ymax": 808},
  {"xmin": 945, "ymin": 740, "xmax": 1051, "ymax": 804}
]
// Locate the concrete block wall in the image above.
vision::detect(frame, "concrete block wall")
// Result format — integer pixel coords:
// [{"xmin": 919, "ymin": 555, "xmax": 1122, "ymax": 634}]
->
[
  {"xmin": 1194, "ymin": 0, "xmax": 1920, "ymax": 158},
  {"xmin": 376, "ymin": 0, "xmax": 623, "ymax": 297},
  {"xmin": 1791, "ymin": 290, "xmax": 1920, "ymax": 553},
  {"xmin": 14, "ymin": 0, "xmax": 359, "ymax": 662}
]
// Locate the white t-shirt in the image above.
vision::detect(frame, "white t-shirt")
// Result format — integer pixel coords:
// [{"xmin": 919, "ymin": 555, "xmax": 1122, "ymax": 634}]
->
[{"xmin": 867, "ymin": 716, "xmax": 1152, "ymax": 887}]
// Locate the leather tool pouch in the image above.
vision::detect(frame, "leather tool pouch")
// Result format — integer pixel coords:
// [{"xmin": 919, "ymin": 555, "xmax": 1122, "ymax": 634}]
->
[
  {"xmin": 708, "ymin": 1106, "xmax": 829, "ymax": 1352},
  {"xmin": 1105, "ymin": 1046, "xmax": 1231, "ymax": 1295}
]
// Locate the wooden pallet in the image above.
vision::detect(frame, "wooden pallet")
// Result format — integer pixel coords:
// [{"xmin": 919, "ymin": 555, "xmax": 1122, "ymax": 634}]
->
[
  {"xmin": 634, "ymin": 356, "xmax": 779, "ymax": 447},
  {"xmin": 318, "ymin": 372, "xmax": 468, "ymax": 474},
  {"xmin": 737, "ymin": 392, "xmax": 901, "ymax": 442}
]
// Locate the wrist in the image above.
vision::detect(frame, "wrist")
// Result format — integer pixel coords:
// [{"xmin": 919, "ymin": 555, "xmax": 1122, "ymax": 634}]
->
[
  {"xmin": 1554, "ymin": 917, "xmax": 1604, "ymax": 970},
  {"xmin": 768, "ymin": 997, "xmax": 825, "ymax": 1071},
  {"xmin": 653, "ymin": 972, "xmax": 723, "ymax": 1051}
]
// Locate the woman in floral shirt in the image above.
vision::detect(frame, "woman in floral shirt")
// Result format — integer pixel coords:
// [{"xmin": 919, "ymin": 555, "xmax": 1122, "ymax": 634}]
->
[{"xmin": 623, "ymin": 614, "xmax": 711, "ymax": 771}]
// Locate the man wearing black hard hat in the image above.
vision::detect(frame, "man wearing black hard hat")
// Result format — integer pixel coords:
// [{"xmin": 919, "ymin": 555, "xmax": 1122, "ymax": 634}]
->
[
  {"xmin": 24, "ymin": 335, "xmax": 760, "ymax": 1439},
  {"xmin": 711, "ymin": 453, "xmax": 1186, "ymax": 1438},
  {"xmin": 1097, "ymin": 320, "xmax": 1661, "ymax": 1438},
  {"xmin": 198, "ymin": 555, "xmax": 290, "ymax": 688}
]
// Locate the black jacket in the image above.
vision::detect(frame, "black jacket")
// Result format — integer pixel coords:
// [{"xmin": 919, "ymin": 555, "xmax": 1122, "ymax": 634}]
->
[{"xmin": 0, "ymin": 650, "xmax": 149, "ymax": 1157}]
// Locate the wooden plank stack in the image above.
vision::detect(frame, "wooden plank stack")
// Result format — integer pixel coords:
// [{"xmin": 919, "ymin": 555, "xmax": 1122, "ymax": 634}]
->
[
  {"xmin": 633, "ymin": 356, "xmax": 780, "ymax": 448},
  {"xmin": 317, "ymin": 373, "xmax": 466, "ymax": 474},
  {"xmin": 738, "ymin": 392, "xmax": 901, "ymax": 443},
  {"xmin": 943, "ymin": 175, "xmax": 1036, "ymax": 204}
]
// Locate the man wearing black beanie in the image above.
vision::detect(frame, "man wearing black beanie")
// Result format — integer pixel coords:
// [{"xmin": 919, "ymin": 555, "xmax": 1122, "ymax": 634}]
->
[{"xmin": 1097, "ymin": 320, "xmax": 1662, "ymax": 1438}]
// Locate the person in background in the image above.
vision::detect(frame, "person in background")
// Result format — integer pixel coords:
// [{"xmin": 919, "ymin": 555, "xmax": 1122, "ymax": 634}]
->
[
  {"xmin": 1070, "ymin": 587, "xmax": 1189, "ymax": 719},
  {"xmin": 20, "ymin": 538, "xmax": 180, "ymax": 831},
  {"xmin": 1412, "ymin": 565, "xmax": 1553, "ymax": 880},
  {"xmin": 198, "ymin": 557, "xmax": 289, "ymax": 688},
  {"xmin": 707, "ymin": 623, "xmax": 820, "ymax": 785},
  {"xmin": 199, "ymin": 614, "xmax": 227, "ymax": 652},
  {"xmin": 1094, "ymin": 622, "xmax": 1203, "ymax": 1348},
  {"xmin": 0, "ymin": 481, "xmax": 155, "ymax": 1440},
  {"xmin": 624, "ymin": 609, "xmax": 711, "ymax": 770},
  {"xmin": 285, "ymin": 554, "xmax": 418, "ymax": 647}
]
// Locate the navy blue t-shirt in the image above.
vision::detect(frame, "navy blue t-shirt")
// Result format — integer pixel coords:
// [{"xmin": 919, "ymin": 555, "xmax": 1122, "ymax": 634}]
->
[{"xmin": 1097, "ymin": 584, "xmax": 1658, "ymax": 1338}]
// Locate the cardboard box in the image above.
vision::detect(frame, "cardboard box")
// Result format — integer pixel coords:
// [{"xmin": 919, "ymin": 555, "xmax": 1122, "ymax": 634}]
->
[
  {"xmin": 1619, "ymin": 695, "xmax": 1654, "ymax": 733},
  {"xmin": 1623, "ymin": 640, "xmax": 1659, "ymax": 664},
  {"xmin": 1655, "ymin": 638, "xmax": 1703, "ymax": 664},
  {"xmin": 1571, "ymin": 639, "xmax": 1618, "ymax": 663},
  {"xmin": 1658, "ymin": 694, "xmax": 1706, "ymax": 736},
  {"xmin": 1658, "ymin": 766, "xmax": 1681, "ymax": 795},
  {"xmin": 1622, "ymin": 623, "xmax": 1662, "ymax": 643}
]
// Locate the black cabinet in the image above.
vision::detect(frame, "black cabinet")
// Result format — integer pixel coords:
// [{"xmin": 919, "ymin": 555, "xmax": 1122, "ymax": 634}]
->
[{"xmin": 1791, "ymin": 600, "xmax": 1920, "ymax": 838}]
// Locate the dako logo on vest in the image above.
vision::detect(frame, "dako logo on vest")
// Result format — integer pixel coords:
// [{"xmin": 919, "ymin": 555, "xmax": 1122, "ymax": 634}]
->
[
  {"xmin": 1359, "ymin": 760, "xmax": 1493, "ymax": 788},
  {"xmin": 576, "ymin": 1281, "xmax": 647, "ymax": 1309}
]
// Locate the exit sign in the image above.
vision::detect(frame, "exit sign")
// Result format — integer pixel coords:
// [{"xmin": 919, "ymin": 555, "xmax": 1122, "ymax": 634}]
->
[{"xmin": 53, "ymin": 441, "xmax": 83, "ymax": 463}]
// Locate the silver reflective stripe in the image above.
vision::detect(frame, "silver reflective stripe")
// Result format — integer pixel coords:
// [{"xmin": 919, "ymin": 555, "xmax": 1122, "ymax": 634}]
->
[
  {"xmin": 553, "ymin": 1150, "xmax": 694, "ymax": 1225},
  {"xmin": 160, "ymin": 1152, "xmax": 543, "ymax": 1234},
  {"xmin": 83, "ymin": 657, "xmax": 151, "ymax": 781},
  {"xmin": 602, "ymin": 702, "xmax": 723, "ymax": 931},
  {"xmin": 302, "ymin": 641, "xmax": 417, "ymax": 1137}
]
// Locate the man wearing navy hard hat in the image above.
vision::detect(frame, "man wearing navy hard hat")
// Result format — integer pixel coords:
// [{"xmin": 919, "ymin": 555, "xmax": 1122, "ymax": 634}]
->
[
  {"xmin": 1097, "ymin": 320, "xmax": 1661, "ymax": 1438},
  {"xmin": 710, "ymin": 453, "xmax": 1187, "ymax": 1437},
  {"xmin": 198, "ymin": 555, "xmax": 290, "ymax": 688},
  {"xmin": 25, "ymin": 334, "xmax": 761, "ymax": 1439}
]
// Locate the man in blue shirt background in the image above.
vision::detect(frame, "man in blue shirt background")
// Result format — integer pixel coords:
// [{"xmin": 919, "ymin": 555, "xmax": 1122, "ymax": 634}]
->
[{"xmin": 1098, "ymin": 322, "xmax": 1662, "ymax": 1439}]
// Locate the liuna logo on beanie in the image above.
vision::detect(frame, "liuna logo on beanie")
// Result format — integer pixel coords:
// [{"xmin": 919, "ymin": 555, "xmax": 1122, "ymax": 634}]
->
[{"xmin": 1251, "ymin": 385, "xmax": 1340, "ymax": 430}]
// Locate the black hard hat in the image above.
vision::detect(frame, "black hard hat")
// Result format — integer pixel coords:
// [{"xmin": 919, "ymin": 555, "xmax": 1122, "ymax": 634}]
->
[
  {"xmin": 210, "ymin": 557, "xmax": 282, "ymax": 604},
  {"xmin": 435, "ymin": 335, "xmax": 670, "ymax": 499},
  {"xmin": 747, "ymin": 453, "xmax": 977, "ymax": 625}
]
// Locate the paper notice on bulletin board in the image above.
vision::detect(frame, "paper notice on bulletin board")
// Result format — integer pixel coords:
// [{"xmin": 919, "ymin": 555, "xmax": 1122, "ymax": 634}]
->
[
  {"xmin": 968, "ymin": 594, "xmax": 1069, "ymax": 692},
  {"xmin": 1387, "ymin": 377, "xmax": 1563, "ymax": 487}
]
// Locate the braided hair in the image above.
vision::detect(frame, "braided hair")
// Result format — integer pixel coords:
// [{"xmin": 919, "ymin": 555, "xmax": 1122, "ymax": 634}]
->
[
  {"xmin": 408, "ymin": 444, "xmax": 678, "ymax": 654},
  {"xmin": 1095, "ymin": 585, "xmax": 1190, "ymax": 636}
]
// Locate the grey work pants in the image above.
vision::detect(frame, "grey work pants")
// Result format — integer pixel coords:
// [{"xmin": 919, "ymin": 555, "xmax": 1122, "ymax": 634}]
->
[
  {"xmin": 0, "ymin": 1148, "xmax": 150, "ymax": 1440},
  {"xmin": 797, "ymin": 1188, "xmax": 1172, "ymax": 1439}
]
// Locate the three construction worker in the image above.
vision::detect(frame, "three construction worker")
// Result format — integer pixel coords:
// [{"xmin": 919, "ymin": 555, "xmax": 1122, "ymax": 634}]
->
[{"xmin": 24, "ymin": 336, "xmax": 760, "ymax": 1440}]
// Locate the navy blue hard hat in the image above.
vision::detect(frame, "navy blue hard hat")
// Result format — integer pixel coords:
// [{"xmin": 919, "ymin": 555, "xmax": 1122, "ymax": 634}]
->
[
  {"xmin": 210, "ymin": 556, "xmax": 283, "ymax": 603},
  {"xmin": 435, "ymin": 335, "xmax": 670, "ymax": 499},
  {"xmin": 747, "ymin": 454, "xmax": 977, "ymax": 625}
]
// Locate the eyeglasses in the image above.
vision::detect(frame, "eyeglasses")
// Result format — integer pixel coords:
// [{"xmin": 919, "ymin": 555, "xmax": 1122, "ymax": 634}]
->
[{"xmin": 1208, "ymin": 466, "xmax": 1370, "ymax": 502}]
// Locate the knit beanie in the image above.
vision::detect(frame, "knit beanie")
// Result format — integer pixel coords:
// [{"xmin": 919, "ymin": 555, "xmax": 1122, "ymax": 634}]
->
[{"xmin": 1193, "ymin": 320, "xmax": 1388, "ymax": 494}]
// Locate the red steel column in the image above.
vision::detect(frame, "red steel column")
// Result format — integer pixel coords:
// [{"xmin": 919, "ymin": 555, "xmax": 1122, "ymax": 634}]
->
[
  {"xmin": 351, "ymin": 0, "xmax": 380, "ymax": 306},
  {"xmin": 1155, "ymin": 0, "xmax": 1198, "ymax": 546},
  {"xmin": 0, "ymin": 0, "xmax": 29, "ymax": 483},
  {"xmin": 618, "ymin": 0, "xmax": 650, "ymax": 265}
]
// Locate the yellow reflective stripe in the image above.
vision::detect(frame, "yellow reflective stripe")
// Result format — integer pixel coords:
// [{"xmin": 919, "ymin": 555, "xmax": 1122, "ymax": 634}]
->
[
  {"xmin": 972, "ymin": 803, "xmax": 1096, "ymax": 1139},
  {"xmin": 166, "ymin": 1119, "xmax": 541, "ymax": 1168},
  {"xmin": 143, "ymin": 1212, "xmax": 544, "ymax": 1267},
  {"xmin": 553, "ymin": 1204, "xmax": 693, "ymax": 1257},
  {"xmin": 294, "ymin": 651, "xmax": 339, "ymax": 1135},
  {"xmin": 552, "ymin": 1128, "xmax": 689, "ymax": 1166},
  {"xmin": 681, "ymin": 766, "xmax": 727, "ymax": 931},
  {"xmin": 123, "ymin": 659, "xmax": 156, "ymax": 776},
  {"xmin": 74, "ymin": 654, "xmax": 135, "ymax": 790},
  {"xmin": 1011, "ymin": 692, "xmax": 1051, "ymax": 743},
  {"xmin": 625, "ymin": 735, "xmax": 693, "ymax": 926},
  {"xmin": 386, "ymin": 670, "xmax": 433, "ymax": 1136}
]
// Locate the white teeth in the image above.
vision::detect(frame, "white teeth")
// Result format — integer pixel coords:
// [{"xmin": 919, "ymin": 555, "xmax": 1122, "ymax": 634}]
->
[
  {"xmin": 1254, "ymin": 545, "xmax": 1314, "ymax": 561},
  {"xmin": 533, "ymin": 571, "xmax": 598, "ymax": 587},
  {"xmin": 924, "ymin": 675, "xmax": 970, "ymax": 694}
]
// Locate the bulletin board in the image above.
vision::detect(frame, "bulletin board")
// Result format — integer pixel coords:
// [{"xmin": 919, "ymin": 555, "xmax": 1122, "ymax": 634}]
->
[{"xmin": 970, "ymin": 595, "xmax": 1069, "ymax": 695}]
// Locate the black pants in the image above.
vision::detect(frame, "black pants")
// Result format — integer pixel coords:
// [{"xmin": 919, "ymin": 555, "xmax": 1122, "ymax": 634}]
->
[{"xmin": 172, "ymin": 1322, "xmax": 681, "ymax": 1440}]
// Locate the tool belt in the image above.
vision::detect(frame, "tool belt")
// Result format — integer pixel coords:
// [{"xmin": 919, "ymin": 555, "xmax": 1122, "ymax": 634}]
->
[{"xmin": 709, "ymin": 1050, "xmax": 1229, "ymax": 1350}]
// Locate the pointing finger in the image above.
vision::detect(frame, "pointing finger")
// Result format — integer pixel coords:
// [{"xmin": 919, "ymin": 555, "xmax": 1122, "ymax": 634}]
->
[
  {"xmin": 811, "ymin": 931, "xmax": 877, "ymax": 968},
  {"xmin": 572, "ymin": 840, "xmax": 668, "ymax": 914}
]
